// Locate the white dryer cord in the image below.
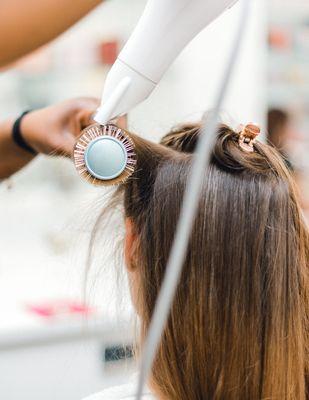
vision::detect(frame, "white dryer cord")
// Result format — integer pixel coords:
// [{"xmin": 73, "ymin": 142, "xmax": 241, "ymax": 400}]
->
[{"xmin": 136, "ymin": 0, "xmax": 252, "ymax": 398}]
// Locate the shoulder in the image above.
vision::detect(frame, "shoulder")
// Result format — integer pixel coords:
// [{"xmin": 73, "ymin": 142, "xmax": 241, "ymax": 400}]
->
[{"xmin": 83, "ymin": 381, "xmax": 155, "ymax": 400}]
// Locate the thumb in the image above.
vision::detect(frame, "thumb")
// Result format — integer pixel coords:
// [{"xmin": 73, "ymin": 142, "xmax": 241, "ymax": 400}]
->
[
  {"xmin": 59, "ymin": 110, "xmax": 95, "ymax": 157},
  {"xmin": 79, "ymin": 109, "xmax": 96, "ymax": 130},
  {"xmin": 62, "ymin": 109, "xmax": 95, "ymax": 157}
]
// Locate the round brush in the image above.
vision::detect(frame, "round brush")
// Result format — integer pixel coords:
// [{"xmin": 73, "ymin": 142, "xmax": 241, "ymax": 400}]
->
[{"xmin": 73, "ymin": 123, "xmax": 136, "ymax": 186}]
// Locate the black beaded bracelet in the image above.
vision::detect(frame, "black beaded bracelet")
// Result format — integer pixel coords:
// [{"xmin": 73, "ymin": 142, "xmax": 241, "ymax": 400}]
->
[{"xmin": 12, "ymin": 111, "xmax": 37, "ymax": 155}]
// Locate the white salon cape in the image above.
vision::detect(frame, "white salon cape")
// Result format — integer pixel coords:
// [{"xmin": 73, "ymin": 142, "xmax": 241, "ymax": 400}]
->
[{"xmin": 83, "ymin": 379, "xmax": 155, "ymax": 400}]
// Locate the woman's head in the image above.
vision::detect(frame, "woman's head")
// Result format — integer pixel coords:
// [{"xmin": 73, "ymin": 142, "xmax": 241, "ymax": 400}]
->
[{"xmin": 112, "ymin": 121, "xmax": 308, "ymax": 399}]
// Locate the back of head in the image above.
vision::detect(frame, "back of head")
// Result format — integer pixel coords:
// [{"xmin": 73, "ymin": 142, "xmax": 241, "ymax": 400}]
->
[{"xmin": 118, "ymin": 122, "xmax": 308, "ymax": 399}]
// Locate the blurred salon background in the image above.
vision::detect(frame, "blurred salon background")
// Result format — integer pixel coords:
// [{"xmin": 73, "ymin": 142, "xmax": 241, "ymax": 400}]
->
[{"xmin": 0, "ymin": 0, "xmax": 308, "ymax": 399}]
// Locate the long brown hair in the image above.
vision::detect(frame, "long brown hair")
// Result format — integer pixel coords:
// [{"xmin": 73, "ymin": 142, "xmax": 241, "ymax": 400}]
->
[{"xmin": 100, "ymin": 122, "xmax": 309, "ymax": 399}]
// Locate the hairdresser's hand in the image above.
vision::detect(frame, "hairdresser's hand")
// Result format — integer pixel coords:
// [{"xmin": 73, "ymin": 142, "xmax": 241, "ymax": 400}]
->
[{"xmin": 21, "ymin": 97, "xmax": 99, "ymax": 157}]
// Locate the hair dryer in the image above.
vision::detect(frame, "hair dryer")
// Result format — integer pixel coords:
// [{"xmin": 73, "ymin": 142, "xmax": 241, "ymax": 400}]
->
[{"xmin": 94, "ymin": 0, "xmax": 239, "ymax": 124}]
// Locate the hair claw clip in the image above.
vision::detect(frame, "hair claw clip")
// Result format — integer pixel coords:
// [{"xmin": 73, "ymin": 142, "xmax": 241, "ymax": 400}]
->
[{"xmin": 238, "ymin": 123, "xmax": 260, "ymax": 152}]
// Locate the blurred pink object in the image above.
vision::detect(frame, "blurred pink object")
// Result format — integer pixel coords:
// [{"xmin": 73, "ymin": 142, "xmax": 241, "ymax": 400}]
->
[
  {"xmin": 98, "ymin": 39, "xmax": 119, "ymax": 65},
  {"xmin": 26, "ymin": 300, "xmax": 94, "ymax": 319},
  {"xmin": 268, "ymin": 27, "xmax": 292, "ymax": 50}
]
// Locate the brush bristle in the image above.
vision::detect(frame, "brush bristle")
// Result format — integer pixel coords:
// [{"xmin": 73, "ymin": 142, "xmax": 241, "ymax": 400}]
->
[{"xmin": 73, "ymin": 123, "xmax": 137, "ymax": 186}]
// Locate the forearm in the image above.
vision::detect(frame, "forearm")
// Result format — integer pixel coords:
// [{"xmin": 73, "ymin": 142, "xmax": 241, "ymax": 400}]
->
[
  {"xmin": 0, "ymin": 118, "xmax": 35, "ymax": 179},
  {"xmin": 0, "ymin": 0, "xmax": 102, "ymax": 67}
]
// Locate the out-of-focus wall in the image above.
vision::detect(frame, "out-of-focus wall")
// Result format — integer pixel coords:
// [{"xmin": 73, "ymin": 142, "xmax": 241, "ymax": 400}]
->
[{"xmin": 267, "ymin": 0, "xmax": 309, "ymax": 220}]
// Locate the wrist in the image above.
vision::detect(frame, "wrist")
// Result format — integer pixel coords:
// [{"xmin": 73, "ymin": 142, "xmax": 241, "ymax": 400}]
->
[
  {"xmin": 0, "ymin": 118, "xmax": 35, "ymax": 179},
  {"xmin": 12, "ymin": 111, "xmax": 37, "ymax": 155}
]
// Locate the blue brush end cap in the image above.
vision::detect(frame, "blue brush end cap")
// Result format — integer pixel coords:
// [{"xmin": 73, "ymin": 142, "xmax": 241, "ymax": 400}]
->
[{"xmin": 85, "ymin": 137, "xmax": 127, "ymax": 181}]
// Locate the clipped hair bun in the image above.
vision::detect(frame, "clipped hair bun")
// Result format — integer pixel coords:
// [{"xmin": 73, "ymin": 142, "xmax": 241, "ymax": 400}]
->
[{"xmin": 161, "ymin": 122, "xmax": 272, "ymax": 174}]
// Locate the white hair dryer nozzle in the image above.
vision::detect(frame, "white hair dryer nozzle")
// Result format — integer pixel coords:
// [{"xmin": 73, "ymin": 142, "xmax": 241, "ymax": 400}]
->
[
  {"xmin": 95, "ymin": 0, "xmax": 239, "ymax": 124},
  {"xmin": 94, "ymin": 60, "xmax": 156, "ymax": 125}
]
